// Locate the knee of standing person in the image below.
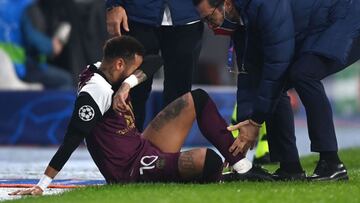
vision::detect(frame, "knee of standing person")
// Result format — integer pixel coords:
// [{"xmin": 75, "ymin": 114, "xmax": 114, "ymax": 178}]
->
[
  {"xmin": 201, "ymin": 148, "xmax": 223, "ymax": 183},
  {"xmin": 288, "ymin": 54, "xmax": 328, "ymax": 84},
  {"xmin": 288, "ymin": 61, "xmax": 310, "ymax": 84}
]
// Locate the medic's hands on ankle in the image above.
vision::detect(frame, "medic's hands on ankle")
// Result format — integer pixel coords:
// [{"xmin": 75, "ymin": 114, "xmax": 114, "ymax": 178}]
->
[{"xmin": 227, "ymin": 119, "xmax": 261, "ymax": 156}]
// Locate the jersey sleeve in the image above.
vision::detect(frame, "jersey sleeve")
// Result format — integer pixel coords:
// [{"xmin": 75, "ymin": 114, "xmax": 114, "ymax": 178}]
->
[{"xmin": 48, "ymin": 92, "xmax": 102, "ymax": 171}]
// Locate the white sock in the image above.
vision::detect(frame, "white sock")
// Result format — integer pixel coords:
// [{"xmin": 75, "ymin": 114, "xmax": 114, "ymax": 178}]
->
[{"xmin": 233, "ymin": 158, "xmax": 252, "ymax": 174}]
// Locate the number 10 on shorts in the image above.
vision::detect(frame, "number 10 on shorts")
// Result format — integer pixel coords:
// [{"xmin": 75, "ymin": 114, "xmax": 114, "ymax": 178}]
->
[{"xmin": 139, "ymin": 155, "xmax": 158, "ymax": 175}]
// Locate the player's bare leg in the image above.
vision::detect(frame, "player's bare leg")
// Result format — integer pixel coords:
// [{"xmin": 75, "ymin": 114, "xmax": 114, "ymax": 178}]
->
[
  {"xmin": 142, "ymin": 92, "xmax": 219, "ymax": 181},
  {"xmin": 142, "ymin": 92, "xmax": 221, "ymax": 181},
  {"xmin": 178, "ymin": 148, "xmax": 206, "ymax": 180},
  {"xmin": 143, "ymin": 89, "xmax": 273, "ymax": 182},
  {"xmin": 142, "ymin": 92, "xmax": 196, "ymax": 152}
]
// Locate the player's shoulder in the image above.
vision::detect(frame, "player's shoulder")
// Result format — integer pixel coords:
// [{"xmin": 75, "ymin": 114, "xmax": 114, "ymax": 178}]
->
[{"xmin": 78, "ymin": 62, "xmax": 114, "ymax": 115}]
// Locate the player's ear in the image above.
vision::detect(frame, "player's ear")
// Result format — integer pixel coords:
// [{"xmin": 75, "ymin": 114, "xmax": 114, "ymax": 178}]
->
[{"xmin": 115, "ymin": 58, "xmax": 125, "ymax": 72}]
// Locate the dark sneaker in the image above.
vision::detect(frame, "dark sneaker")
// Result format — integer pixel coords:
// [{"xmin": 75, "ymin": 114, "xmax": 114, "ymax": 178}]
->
[
  {"xmin": 272, "ymin": 168, "xmax": 307, "ymax": 181},
  {"xmin": 308, "ymin": 160, "xmax": 349, "ymax": 181},
  {"xmin": 221, "ymin": 165, "xmax": 274, "ymax": 182}
]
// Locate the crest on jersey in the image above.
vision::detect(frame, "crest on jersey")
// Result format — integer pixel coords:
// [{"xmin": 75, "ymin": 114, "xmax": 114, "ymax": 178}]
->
[{"xmin": 78, "ymin": 105, "xmax": 95, "ymax": 121}]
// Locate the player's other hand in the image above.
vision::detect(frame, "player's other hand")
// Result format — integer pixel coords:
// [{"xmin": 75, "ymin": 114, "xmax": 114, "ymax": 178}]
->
[
  {"xmin": 227, "ymin": 120, "xmax": 260, "ymax": 156},
  {"xmin": 9, "ymin": 186, "xmax": 43, "ymax": 196},
  {"xmin": 106, "ymin": 6, "xmax": 129, "ymax": 36},
  {"xmin": 113, "ymin": 82, "xmax": 131, "ymax": 112}
]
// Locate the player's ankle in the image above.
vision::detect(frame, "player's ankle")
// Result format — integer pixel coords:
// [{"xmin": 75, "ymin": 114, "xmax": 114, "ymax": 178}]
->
[{"xmin": 233, "ymin": 158, "xmax": 252, "ymax": 174}]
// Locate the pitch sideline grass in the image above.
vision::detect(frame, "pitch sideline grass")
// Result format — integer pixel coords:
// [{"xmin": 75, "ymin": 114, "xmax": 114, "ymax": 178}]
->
[{"xmin": 6, "ymin": 148, "xmax": 360, "ymax": 203}]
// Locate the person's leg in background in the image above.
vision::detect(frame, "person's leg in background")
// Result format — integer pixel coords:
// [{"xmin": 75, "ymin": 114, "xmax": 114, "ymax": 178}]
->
[
  {"xmin": 266, "ymin": 93, "xmax": 305, "ymax": 181},
  {"xmin": 160, "ymin": 22, "xmax": 204, "ymax": 106},
  {"xmin": 288, "ymin": 35, "xmax": 360, "ymax": 180},
  {"xmin": 127, "ymin": 21, "xmax": 161, "ymax": 131},
  {"xmin": 24, "ymin": 64, "xmax": 73, "ymax": 90}
]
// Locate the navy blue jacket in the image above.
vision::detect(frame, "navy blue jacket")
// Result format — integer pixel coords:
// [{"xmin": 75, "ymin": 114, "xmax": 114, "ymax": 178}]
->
[
  {"xmin": 233, "ymin": 0, "xmax": 360, "ymax": 123},
  {"xmin": 106, "ymin": 0, "xmax": 200, "ymax": 26}
]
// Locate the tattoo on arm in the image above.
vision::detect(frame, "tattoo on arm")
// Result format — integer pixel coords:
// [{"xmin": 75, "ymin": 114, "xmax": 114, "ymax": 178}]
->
[{"xmin": 150, "ymin": 96, "xmax": 188, "ymax": 131}]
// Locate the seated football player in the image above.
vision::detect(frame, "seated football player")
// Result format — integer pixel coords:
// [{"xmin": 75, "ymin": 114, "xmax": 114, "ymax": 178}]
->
[{"xmin": 10, "ymin": 36, "xmax": 272, "ymax": 196}]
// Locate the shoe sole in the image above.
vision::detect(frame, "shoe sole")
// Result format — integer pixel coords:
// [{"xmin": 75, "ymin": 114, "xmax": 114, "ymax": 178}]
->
[
  {"xmin": 307, "ymin": 173, "xmax": 349, "ymax": 181},
  {"xmin": 221, "ymin": 172, "xmax": 274, "ymax": 182},
  {"xmin": 273, "ymin": 177, "xmax": 307, "ymax": 182}
]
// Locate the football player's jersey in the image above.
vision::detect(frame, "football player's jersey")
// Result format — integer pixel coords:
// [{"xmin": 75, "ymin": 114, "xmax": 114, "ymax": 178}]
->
[{"xmin": 49, "ymin": 63, "xmax": 148, "ymax": 183}]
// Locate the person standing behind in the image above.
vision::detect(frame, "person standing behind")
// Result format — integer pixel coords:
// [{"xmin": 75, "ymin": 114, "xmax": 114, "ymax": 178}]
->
[
  {"xmin": 106, "ymin": 0, "xmax": 204, "ymax": 130},
  {"xmin": 193, "ymin": 0, "xmax": 360, "ymax": 181}
]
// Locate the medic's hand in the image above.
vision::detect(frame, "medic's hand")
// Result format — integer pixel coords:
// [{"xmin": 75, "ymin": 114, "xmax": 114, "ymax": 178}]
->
[
  {"xmin": 227, "ymin": 120, "xmax": 261, "ymax": 156},
  {"xmin": 106, "ymin": 6, "xmax": 129, "ymax": 36}
]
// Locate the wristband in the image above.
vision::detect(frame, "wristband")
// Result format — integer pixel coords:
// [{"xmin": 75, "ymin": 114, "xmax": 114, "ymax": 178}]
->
[
  {"xmin": 36, "ymin": 175, "xmax": 53, "ymax": 191},
  {"xmin": 123, "ymin": 74, "xmax": 138, "ymax": 88}
]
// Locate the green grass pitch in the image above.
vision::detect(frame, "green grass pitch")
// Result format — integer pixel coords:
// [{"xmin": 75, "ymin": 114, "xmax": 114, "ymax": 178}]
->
[{"xmin": 7, "ymin": 148, "xmax": 360, "ymax": 203}]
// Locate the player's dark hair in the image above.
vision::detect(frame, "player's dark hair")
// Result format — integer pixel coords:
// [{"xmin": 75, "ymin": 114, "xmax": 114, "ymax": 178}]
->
[
  {"xmin": 103, "ymin": 36, "xmax": 145, "ymax": 63},
  {"xmin": 193, "ymin": 0, "xmax": 222, "ymax": 7}
]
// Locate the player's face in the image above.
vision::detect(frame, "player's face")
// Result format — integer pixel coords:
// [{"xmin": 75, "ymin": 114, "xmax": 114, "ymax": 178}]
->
[{"xmin": 122, "ymin": 54, "xmax": 143, "ymax": 78}]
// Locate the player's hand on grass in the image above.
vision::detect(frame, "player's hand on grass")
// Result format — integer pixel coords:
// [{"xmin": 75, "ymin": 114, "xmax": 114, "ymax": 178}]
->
[
  {"xmin": 106, "ymin": 6, "xmax": 129, "ymax": 36},
  {"xmin": 9, "ymin": 186, "xmax": 43, "ymax": 196},
  {"xmin": 113, "ymin": 82, "xmax": 131, "ymax": 112},
  {"xmin": 227, "ymin": 119, "xmax": 261, "ymax": 156}
]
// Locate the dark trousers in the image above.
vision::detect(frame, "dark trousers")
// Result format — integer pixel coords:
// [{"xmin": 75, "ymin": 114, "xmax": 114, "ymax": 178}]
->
[
  {"xmin": 126, "ymin": 21, "xmax": 204, "ymax": 130},
  {"xmin": 268, "ymin": 36, "xmax": 360, "ymax": 162},
  {"xmin": 285, "ymin": 37, "xmax": 360, "ymax": 153},
  {"xmin": 266, "ymin": 93, "xmax": 300, "ymax": 162}
]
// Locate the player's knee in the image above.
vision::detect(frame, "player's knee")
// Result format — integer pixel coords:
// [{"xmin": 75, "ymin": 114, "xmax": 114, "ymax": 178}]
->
[
  {"xmin": 190, "ymin": 88, "xmax": 210, "ymax": 119},
  {"xmin": 201, "ymin": 148, "xmax": 223, "ymax": 183}
]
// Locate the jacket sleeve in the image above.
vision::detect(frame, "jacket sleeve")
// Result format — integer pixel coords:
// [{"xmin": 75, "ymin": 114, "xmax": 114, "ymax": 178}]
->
[
  {"xmin": 236, "ymin": 73, "xmax": 257, "ymax": 122},
  {"xmin": 105, "ymin": 0, "xmax": 124, "ymax": 9},
  {"xmin": 251, "ymin": 0, "xmax": 295, "ymax": 124}
]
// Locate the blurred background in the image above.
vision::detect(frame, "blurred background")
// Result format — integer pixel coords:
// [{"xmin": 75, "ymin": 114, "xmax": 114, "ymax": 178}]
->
[{"xmin": 0, "ymin": 0, "xmax": 360, "ymax": 153}]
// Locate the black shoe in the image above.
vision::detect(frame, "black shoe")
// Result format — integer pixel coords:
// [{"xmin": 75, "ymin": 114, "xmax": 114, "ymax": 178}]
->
[
  {"xmin": 272, "ymin": 168, "xmax": 307, "ymax": 181},
  {"xmin": 308, "ymin": 160, "xmax": 349, "ymax": 181},
  {"xmin": 221, "ymin": 165, "xmax": 274, "ymax": 182}
]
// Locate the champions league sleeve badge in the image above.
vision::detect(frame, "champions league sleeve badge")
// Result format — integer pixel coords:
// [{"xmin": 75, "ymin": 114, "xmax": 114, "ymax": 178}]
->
[{"xmin": 79, "ymin": 105, "xmax": 95, "ymax": 121}]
